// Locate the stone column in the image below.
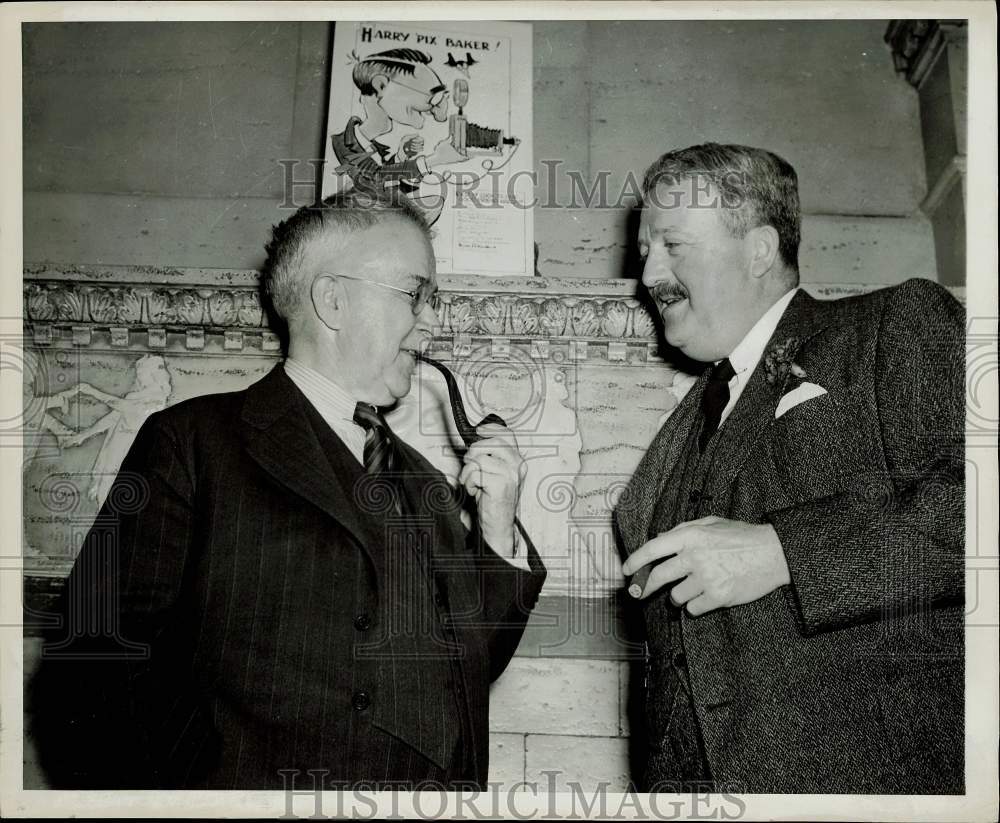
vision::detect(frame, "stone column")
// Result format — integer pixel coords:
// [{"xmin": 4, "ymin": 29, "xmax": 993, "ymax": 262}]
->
[{"xmin": 885, "ymin": 19, "xmax": 968, "ymax": 286}]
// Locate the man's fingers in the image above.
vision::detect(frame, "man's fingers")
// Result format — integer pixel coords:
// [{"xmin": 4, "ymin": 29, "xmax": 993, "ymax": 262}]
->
[
  {"xmin": 671, "ymin": 516, "xmax": 719, "ymax": 530},
  {"xmin": 460, "ymin": 456, "xmax": 514, "ymax": 496},
  {"xmin": 458, "ymin": 463, "xmax": 481, "ymax": 496},
  {"xmin": 464, "ymin": 450, "xmax": 520, "ymax": 481},
  {"xmin": 471, "ymin": 426, "xmax": 519, "ymax": 451},
  {"xmin": 669, "ymin": 574, "xmax": 701, "ymax": 607},
  {"xmin": 685, "ymin": 593, "xmax": 716, "ymax": 617},
  {"xmin": 622, "ymin": 530, "xmax": 688, "ymax": 576},
  {"xmin": 634, "ymin": 555, "xmax": 688, "ymax": 599}
]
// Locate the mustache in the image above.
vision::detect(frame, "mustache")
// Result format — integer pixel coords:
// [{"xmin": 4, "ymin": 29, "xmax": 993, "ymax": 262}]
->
[{"xmin": 650, "ymin": 283, "xmax": 689, "ymax": 303}]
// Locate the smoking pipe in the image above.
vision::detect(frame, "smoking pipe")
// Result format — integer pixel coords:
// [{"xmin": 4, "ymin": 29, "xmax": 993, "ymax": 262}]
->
[
  {"xmin": 415, "ymin": 352, "xmax": 506, "ymax": 446},
  {"xmin": 415, "ymin": 351, "xmax": 530, "ymax": 549}
]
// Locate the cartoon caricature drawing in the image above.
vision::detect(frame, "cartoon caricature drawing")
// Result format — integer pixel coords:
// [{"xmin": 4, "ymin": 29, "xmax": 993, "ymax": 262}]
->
[
  {"xmin": 330, "ymin": 49, "xmax": 467, "ymax": 222},
  {"xmin": 57, "ymin": 354, "xmax": 173, "ymax": 508},
  {"xmin": 444, "ymin": 51, "xmax": 478, "ymax": 77},
  {"xmin": 329, "ymin": 46, "xmax": 521, "ymax": 226}
]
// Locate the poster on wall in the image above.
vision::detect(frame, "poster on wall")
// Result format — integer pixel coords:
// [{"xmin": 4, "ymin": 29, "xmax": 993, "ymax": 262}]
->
[{"xmin": 322, "ymin": 20, "xmax": 534, "ymax": 276}]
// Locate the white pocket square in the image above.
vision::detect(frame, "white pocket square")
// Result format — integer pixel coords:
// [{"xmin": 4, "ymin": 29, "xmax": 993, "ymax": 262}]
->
[{"xmin": 775, "ymin": 382, "xmax": 828, "ymax": 419}]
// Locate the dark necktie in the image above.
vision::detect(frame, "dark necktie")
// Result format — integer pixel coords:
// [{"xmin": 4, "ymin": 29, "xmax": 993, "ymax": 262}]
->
[
  {"xmin": 353, "ymin": 401, "xmax": 403, "ymax": 515},
  {"xmin": 698, "ymin": 358, "xmax": 736, "ymax": 453}
]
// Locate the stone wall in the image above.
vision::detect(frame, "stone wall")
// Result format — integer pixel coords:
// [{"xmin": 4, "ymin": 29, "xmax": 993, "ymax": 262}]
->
[
  {"xmin": 24, "ymin": 20, "xmax": 936, "ymax": 281},
  {"xmin": 20, "ymin": 19, "xmax": 943, "ymax": 791}
]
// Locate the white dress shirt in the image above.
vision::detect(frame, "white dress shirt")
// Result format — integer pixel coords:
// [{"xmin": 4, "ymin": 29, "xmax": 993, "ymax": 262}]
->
[
  {"xmin": 283, "ymin": 358, "xmax": 366, "ymax": 466},
  {"xmin": 718, "ymin": 288, "xmax": 799, "ymax": 427}
]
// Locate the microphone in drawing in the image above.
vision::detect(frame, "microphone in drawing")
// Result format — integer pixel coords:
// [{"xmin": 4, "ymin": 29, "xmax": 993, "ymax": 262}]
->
[{"xmin": 449, "ymin": 79, "xmax": 469, "ymax": 156}]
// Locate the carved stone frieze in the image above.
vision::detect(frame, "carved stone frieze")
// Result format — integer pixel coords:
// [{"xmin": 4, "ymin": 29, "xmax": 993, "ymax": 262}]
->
[
  {"xmin": 23, "ymin": 264, "xmax": 964, "ymax": 358},
  {"xmin": 23, "ymin": 268, "xmax": 668, "ymax": 349}
]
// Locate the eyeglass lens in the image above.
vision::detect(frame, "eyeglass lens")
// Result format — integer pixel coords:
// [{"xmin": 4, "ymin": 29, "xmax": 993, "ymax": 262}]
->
[{"xmin": 412, "ymin": 281, "xmax": 440, "ymax": 315}]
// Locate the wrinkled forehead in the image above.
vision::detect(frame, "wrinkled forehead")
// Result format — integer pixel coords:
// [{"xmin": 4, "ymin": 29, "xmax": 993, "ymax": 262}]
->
[{"xmin": 640, "ymin": 176, "xmax": 725, "ymax": 235}]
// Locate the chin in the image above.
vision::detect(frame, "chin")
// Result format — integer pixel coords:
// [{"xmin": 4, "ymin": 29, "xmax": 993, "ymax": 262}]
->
[
  {"xmin": 662, "ymin": 326, "xmax": 686, "ymax": 352},
  {"xmin": 400, "ymin": 111, "xmax": 424, "ymax": 129},
  {"xmin": 387, "ymin": 375, "xmax": 414, "ymax": 402}
]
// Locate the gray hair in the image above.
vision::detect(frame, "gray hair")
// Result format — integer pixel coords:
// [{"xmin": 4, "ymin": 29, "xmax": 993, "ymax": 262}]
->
[
  {"xmin": 261, "ymin": 190, "xmax": 430, "ymax": 323},
  {"xmin": 642, "ymin": 142, "xmax": 801, "ymax": 273}
]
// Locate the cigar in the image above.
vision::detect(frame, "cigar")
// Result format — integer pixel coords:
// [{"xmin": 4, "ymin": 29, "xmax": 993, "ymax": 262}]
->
[{"xmin": 627, "ymin": 563, "xmax": 652, "ymax": 599}]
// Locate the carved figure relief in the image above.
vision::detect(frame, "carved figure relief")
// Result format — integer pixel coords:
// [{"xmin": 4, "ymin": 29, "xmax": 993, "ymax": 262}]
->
[{"xmin": 58, "ymin": 354, "xmax": 173, "ymax": 507}]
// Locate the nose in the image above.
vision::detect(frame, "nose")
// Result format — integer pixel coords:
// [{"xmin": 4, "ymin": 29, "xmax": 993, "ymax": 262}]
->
[
  {"xmin": 641, "ymin": 248, "xmax": 672, "ymax": 290},
  {"xmin": 416, "ymin": 297, "xmax": 439, "ymax": 332}
]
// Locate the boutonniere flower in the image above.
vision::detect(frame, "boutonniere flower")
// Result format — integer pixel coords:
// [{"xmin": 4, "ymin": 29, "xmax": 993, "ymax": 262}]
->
[{"xmin": 763, "ymin": 336, "xmax": 806, "ymax": 386}]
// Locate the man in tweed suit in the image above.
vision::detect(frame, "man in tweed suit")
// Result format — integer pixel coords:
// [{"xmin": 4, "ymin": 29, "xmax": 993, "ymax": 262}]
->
[
  {"xmin": 617, "ymin": 143, "xmax": 964, "ymax": 794},
  {"xmin": 34, "ymin": 192, "xmax": 546, "ymax": 789}
]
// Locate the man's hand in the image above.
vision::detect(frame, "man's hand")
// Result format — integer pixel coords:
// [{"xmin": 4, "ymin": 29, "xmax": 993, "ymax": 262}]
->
[
  {"xmin": 426, "ymin": 137, "xmax": 467, "ymax": 169},
  {"xmin": 621, "ymin": 517, "xmax": 791, "ymax": 616},
  {"xmin": 458, "ymin": 423, "xmax": 526, "ymax": 560},
  {"xmin": 398, "ymin": 134, "xmax": 424, "ymax": 158}
]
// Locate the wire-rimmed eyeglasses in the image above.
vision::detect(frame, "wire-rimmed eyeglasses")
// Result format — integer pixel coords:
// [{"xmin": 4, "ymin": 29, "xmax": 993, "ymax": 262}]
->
[
  {"xmin": 388, "ymin": 78, "xmax": 448, "ymax": 108},
  {"xmin": 325, "ymin": 272, "xmax": 440, "ymax": 316}
]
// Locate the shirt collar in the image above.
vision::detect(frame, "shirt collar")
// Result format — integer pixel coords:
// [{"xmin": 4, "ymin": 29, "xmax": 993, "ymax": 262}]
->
[
  {"xmin": 726, "ymin": 287, "xmax": 799, "ymax": 378},
  {"xmin": 283, "ymin": 357, "xmax": 360, "ymax": 424},
  {"xmin": 353, "ymin": 123, "xmax": 373, "ymax": 151}
]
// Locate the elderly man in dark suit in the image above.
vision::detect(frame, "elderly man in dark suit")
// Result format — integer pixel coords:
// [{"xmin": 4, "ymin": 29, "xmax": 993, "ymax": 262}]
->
[
  {"xmin": 617, "ymin": 143, "xmax": 964, "ymax": 794},
  {"xmin": 34, "ymin": 191, "xmax": 546, "ymax": 790}
]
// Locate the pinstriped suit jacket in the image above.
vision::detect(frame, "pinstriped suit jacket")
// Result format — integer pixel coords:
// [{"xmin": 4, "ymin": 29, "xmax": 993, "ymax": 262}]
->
[
  {"xmin": 33, "ymin": 364, "xmax": 546, "ymax": 789},
  {"xmin": 616, "ymin": 279, "xmax": 965, "ymax": 793}
]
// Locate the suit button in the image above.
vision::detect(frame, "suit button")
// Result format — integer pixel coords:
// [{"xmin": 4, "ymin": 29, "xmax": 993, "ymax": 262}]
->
[
  {"xmin": 352, "ymin": 691, "xmax": 371, "ymax": 711},
  {"xmin": 674, "ymin": 652, "xmax": 687, "ymax": 669},
  {"xmin": 353, "ymin": 613, "xmax": 373, "ymax": 631}
]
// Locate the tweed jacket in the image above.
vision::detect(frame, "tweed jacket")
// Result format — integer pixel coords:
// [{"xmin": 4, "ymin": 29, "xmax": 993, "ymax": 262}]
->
[
  {"xmin": 616, "ymin": 279, "xmax": 965, "ymax": 794},
  {"xmin": 33, "ymin": 364, "xmax": 546, "ymax": 789}
]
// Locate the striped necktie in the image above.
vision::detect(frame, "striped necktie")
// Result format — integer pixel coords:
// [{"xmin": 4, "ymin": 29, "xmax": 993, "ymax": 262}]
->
[
  {"xmin": 353, "ymin": 402, "xmax": 404, "ymax": 515},
  {"xmin": 698, "ymin": 358, "xmax": 736, "ymax": 453}
]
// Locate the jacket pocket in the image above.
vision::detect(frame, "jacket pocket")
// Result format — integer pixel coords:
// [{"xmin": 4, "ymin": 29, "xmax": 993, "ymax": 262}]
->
[{"xmin": 767, "ymin": 391, "xmax": 888, "ymax": 503}]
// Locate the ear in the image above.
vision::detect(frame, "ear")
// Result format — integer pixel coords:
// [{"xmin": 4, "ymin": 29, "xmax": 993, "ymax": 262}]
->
[
  {"xmin": 748, "ymin": 225, "xmax": 780, "ymax": 279},
  {"xmin": 310, "ymin": 274, "xmax": 344, "ymax": 331},
  {"xmin": 371, "ymin": 74, "xmax": 389, "ymax": 95}
]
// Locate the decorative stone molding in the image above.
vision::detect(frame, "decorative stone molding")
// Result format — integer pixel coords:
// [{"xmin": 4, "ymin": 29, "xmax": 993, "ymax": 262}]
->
[
  {"xmin": 23, "ymin": 264, "xmax": 964, "ymax": 359},
  {"xmin": 885, "ymin": 19, "xmax": 968, "ymax": 89}
]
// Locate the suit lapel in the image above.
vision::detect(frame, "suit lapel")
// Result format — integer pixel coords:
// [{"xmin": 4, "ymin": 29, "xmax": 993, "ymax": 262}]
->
[
  {"xmin": 616, "ymin": 372, "xmax": 707, "ymax": 556},
  {"xmin": 239, "ymin": 364, "xmax": 381, "ymax": 560},
  {"xmin": 706, "ymin": 290, "xmax": 833, "ymax": 500}
]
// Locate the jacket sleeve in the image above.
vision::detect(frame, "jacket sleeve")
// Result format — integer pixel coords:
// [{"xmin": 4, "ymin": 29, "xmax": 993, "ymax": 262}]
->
[
  {"xmin": 31, "ymin": 410, "xmax": 200, "ymax": 787},
  {"xmin": 767, "ymin": 279, "xmax": 965, "ymax": 636},
  {"xmin": 467, "ymin": 525, "xmax": 547, "ymax": 682}
]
